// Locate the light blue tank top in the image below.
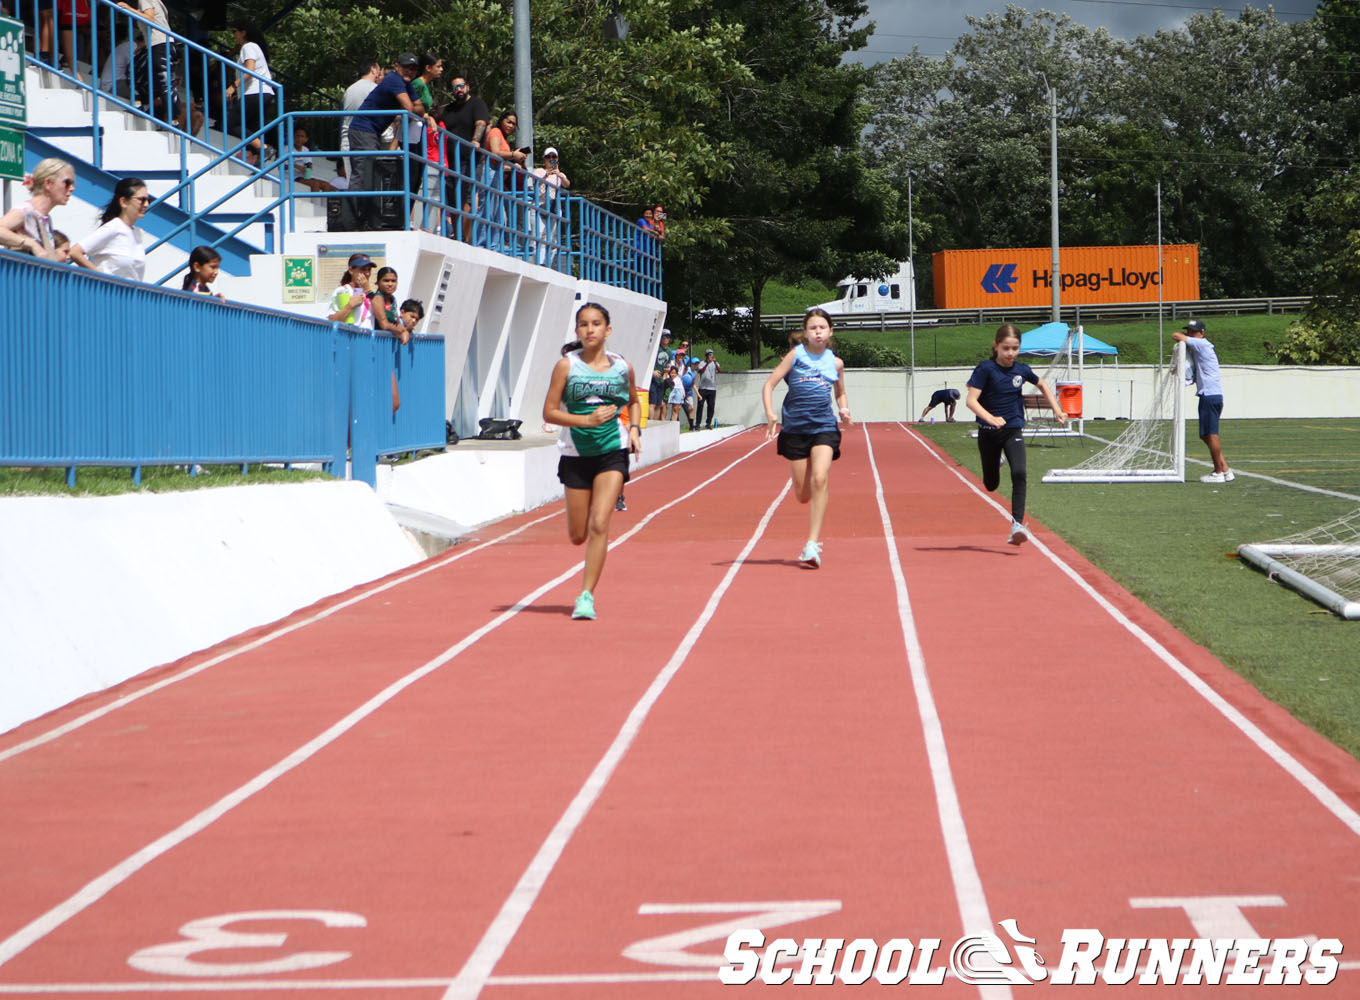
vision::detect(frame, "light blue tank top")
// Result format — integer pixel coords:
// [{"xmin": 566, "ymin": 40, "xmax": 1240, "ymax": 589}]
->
[{"xmin": 781, "ymin": 343, "xmax": 839, "ymax": 434}]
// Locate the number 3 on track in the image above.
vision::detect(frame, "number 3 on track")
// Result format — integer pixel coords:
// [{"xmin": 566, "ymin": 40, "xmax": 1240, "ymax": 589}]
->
[{"xmin": 128, "ymin": 910, "xmax": 366, "ymax": 977}]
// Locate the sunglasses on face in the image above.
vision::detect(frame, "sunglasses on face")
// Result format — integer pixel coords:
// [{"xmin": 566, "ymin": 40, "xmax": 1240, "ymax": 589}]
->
[
  {"xmin": 454, "ymin": 83, "xmax": 468, "ymax": 89},
  {"xmin": 60, "ymin": 178, "xmax": 75, "ymax": 189},
  {"xmin": 131, "ymin": 195, "xmax": 152, "ymax": 204}
]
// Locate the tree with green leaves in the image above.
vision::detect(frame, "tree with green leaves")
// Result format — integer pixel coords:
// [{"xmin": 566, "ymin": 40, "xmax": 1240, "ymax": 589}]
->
[
  {"xmin": 663, "ymin": 0, "xmax": 910, "ymax": 367},
  {"xmin": 863, "ymin": 5, "xmax": 1334, "ymax": 304},
  {"xmin": 1273, "ymin": 173, "xmax": 1360, "ymax": 364}
]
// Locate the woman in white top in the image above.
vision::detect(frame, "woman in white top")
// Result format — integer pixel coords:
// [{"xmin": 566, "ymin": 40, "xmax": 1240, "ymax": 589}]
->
[
  {"xmin": 0, "ymin": 158, "xmax": 76, "ymax": 259},
  {"xmin": 225, "ymin": 20, "xmax": 277, "ymax": 158},
  {"xmin": 69, "ymin": 177, "xmax": 151, "ymax": 282}
]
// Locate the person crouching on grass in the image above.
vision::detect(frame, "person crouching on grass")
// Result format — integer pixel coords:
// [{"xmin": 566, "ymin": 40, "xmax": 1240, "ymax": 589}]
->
[
  {"xmin": 966, "ymin": 323, "xmax": 1066, "ymax": 546},
  {"xmin": 542, "ymin": 302, "xmax": 642, "ymax": 621},
  {"xmin": 762, "ymin": 307, "xmax": 851, "ymax": 569}
]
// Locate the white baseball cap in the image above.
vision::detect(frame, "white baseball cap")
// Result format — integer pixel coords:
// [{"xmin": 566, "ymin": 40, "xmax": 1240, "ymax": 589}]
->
[{"xmin": 544, "ymin": 147, "xmax": 559, "ymax": 158}]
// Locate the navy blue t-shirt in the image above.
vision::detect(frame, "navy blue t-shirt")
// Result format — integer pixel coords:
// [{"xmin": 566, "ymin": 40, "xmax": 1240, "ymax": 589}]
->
[
  {"xmin": 350, "ymin": 73, "xmax": 415, "ymax": 136},
  {"xmin": 930, "ymin": 388, "xmax": 960, "ymax": 406},
  {"xmin": 967, "ymin": 359, "xmax": 1038, "ymax": 429}
]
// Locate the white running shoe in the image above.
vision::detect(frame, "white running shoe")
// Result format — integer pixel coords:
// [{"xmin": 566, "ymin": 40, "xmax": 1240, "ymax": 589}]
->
[
  {"xmin": 1200, "ymin": 471, "xmax": 1231, "ymax": 484},
  {"xmin": 798, "ymin": 540, "xmax": 823, "ymax": 567},
  {"xmin": 1008, "ymin": 521, "xmax": 1029, "ymax": 546}
]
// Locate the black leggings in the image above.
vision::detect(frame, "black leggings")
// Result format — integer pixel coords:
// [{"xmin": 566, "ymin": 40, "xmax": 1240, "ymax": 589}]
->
[{"xmin": 977, "ymin": 425, "xmax": 1028, "ymax": 522}]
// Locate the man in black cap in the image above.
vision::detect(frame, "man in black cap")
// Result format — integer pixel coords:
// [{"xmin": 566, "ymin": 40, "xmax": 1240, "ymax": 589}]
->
[
  {"xmin": 347, "ymin": 53, "xmax": 437, "ymax": 230},
  {"xmin": 1173, "ymin": 318, "xmax": 1233, "ymax": 483}
]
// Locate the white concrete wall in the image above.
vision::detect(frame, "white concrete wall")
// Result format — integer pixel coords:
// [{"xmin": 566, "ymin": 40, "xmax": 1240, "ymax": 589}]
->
[
  {"xmin": 717, "ymin": 365, "xmax": 1360, "ymax": 426},
  {"xmin": 0, "ymin": 481, "xmax": 424, "ymax": 735},
  {"xmin": 239, "ymin": 233, "xmax": 667, "ymax": 435}
]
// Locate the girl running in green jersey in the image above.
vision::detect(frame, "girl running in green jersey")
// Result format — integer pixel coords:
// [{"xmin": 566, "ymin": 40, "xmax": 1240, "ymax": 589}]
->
[{"xmin": 542, "ymin": 302, "xmax": 643, "ymax": 620}]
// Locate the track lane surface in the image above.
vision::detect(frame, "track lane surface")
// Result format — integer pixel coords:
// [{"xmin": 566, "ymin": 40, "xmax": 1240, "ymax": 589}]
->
[{"xmin": 2, "ymin": 426, "xmax": 1359, "ymax": 996}]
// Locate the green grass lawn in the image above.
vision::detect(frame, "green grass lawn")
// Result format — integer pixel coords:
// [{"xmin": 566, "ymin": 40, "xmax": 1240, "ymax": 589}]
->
[
  {"xmin": 0, "ymin": 463, "xmax": 329, "ymax": 497},
  {"xmin": 915, "ymin": 417, "xmax": 1360, "ymax": 759},
  {"xmin": 688, "ymin": 313, "xmax": 1300, "ymax": 371}
]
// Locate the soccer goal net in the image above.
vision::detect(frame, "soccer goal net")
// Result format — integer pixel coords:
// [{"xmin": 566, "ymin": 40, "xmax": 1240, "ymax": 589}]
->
[
  {"xmin": 1042, "ymin": 341, "xmax": 1186, "ymax": 483},
  {"xmin": 1238, "ymin": 510, "xmax": 1360, "ymax": 620}
]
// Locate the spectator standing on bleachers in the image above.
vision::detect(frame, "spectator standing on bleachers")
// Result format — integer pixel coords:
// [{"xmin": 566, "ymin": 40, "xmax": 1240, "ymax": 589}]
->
[
  {"xmin": 69, "ymin": 177, "xmax": 152, "ymax": 281},
  {"xmin": 369, "ymin": 266, "xmax": 411, "ymax": 344},
  {"xmin": 0, "ymin": 158, "xmax": 76, "ymax": 259},
  {"xmin": 225, "ymin": 20, "xmax": 276, "ymax": 158},
  {"xmin": 327, "ymin": 253, "xmax": 375, "ymax": 327},
  {"xmin": 412, "ymin": 52, "xmax": 442, "ymax": 109},
  {"xmin": 341, "ymin": 60, "xmax": 382, "ymax": 153},
  {"xmin": 439, "ymin": 74, "xmax": 490, "ymax": 241},
  {"xmin": 117, "ymin": 0, "xmax": 174, "ymax": 124},
  {"xmin": 635, "ymin": 206, "xmax": 655, "ymax": 242},
  {"xmin": 484, "ymin": 109, "xmax": 527, "ymax": 245},
  {"xmin": 530, "ymin": 146, "xmax": 569, "ymax": 265},
  {"xmin": 650, "ymin": 203, "xmax": 667, "ymax": 241},
  {"xmin": 348, "ymin": 53, "xmax": 434, "ymax": 231}
]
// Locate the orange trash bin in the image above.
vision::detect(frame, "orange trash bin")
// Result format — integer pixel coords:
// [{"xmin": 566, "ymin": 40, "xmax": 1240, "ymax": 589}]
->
[{"xmin": 1057, "ymin": 383, "xmax": 1083, "ymax": 419}]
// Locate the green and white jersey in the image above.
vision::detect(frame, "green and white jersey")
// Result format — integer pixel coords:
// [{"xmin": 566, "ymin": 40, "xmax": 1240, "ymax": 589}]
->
[{"xmin": 558, "ymin": 350, "xmax": 632, "ymax": 457}]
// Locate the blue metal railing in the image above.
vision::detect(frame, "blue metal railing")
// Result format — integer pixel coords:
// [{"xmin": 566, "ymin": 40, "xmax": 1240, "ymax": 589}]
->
[
  {"xmin": 23, "ymin": 0, "xmax": 283, "ymax": 173},
  {"xmin": 276, "ymin": 111, "xmax": 662, "ymax": 296},
  {"xmin": 0, "ymin": 249, "xmax": 444, "ymax": 487},
  {"xmin": 23, "ymin": 5, "xmax": 662, "ymax": 296}
]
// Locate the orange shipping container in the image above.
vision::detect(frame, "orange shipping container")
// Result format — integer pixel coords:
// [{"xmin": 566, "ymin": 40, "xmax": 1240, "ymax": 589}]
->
[{"xmin": 932, "ymin": 245, "xmax": 1199, "ymax": 310}]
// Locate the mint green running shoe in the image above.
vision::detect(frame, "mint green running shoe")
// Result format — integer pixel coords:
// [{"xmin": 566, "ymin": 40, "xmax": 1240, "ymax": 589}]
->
[{"xmin": 572, "ymin": 590, "xmax": 596, "ymax": 620}]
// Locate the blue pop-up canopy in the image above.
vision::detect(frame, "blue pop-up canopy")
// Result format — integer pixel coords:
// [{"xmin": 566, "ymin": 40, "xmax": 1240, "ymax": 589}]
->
[{"xmin": 1020, "ymin": 322, "xmax": 1118, "ymax": 356}]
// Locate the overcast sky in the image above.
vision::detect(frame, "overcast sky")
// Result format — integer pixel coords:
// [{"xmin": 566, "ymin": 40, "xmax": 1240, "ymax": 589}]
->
[{"xmin": 853, "ymin": 0, "xmax": 1323, "ymax": 63}]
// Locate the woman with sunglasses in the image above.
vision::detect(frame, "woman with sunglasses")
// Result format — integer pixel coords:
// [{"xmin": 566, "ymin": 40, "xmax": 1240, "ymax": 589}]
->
[
  {"xmin": 69, "ymin": 177, "xmax": 152, "ymax": 282},
  {"xmin": 0, "ymin": 158, "xmax": 77, "ymax": 260}
]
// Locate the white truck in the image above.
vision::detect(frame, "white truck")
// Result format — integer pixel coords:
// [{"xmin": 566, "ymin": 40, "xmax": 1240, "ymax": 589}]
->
[{"xmin": 813, "ymin": 261, "xmax": 916, "ymax": 315}]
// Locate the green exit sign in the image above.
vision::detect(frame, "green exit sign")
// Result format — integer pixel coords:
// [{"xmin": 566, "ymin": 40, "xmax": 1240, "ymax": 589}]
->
[{"xmin": 0, "ymin": 124, "xmax": 23, "ymax": 182}]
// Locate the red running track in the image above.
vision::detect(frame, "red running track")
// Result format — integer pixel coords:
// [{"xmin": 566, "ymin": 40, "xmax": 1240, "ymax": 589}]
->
[{"xmin": 2, "ymin": 424, "xmax": 1359, "ymax": 998}]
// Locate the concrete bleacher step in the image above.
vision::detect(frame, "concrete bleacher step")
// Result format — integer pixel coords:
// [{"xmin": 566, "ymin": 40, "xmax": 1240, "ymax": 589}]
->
[{"xmin": 25, "ymin": 66, "xmax": 300, "ymax": 264}]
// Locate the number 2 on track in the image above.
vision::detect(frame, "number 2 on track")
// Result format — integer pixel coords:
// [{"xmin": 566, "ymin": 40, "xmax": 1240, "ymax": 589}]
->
[
  {"xmin": 128, "ymin": 910, "xmax": 366, "ymax": 977},
  {"xmin": 624, "ymin": 900, "xmax": 842, "ymax": 967}
]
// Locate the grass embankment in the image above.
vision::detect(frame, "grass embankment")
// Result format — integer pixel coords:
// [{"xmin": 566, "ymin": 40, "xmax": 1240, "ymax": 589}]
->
[
  {"xmin": 916, "ymin": 416, "xmax": 1360, "ymax": 760},
  {"xmin": 0, "ymin": 464, "xmax": 328, "ymax": 497}
]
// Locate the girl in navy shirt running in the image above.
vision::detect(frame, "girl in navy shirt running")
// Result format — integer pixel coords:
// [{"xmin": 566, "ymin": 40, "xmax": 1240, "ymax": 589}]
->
[
  {"xmin": 966, "ymin": 324, "xmax": 1065, "ymax": 545},
  {"xmin": 762, "ymin": 308, "xmax": 851, "ymax": 568}
]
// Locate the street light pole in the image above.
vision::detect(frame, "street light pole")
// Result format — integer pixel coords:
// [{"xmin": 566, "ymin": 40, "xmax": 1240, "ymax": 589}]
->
[
  {"xmin": 907, "ymin": 171, "xmax": 916, "ymax": 419},
  {"xmin": 1045, "ymin": 76, "xmax": 1060, "ymax": 322},
  {"xmin": 514, "ymin": 0, "xmax": 534, "ymax": 152}
]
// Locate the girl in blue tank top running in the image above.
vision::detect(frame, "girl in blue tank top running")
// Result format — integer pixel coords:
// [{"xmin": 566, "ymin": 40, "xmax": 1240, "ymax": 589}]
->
[
  {"xmin": 542, "ymin": 302, "xmax": 642, "ymax": 620},
  {"xmin": 761, "ymin": 308, "xmax": 852, "ymax": 569}
]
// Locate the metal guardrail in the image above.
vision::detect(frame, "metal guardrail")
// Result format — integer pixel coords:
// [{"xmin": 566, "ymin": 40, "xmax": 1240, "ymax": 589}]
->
[
  {"xmin": 755, "ymin": 297, "xmax": 1312, "ymax": 332},
  {"xmin": 0, "ymin": 249, "xmax": 444, "ymax": 487}
]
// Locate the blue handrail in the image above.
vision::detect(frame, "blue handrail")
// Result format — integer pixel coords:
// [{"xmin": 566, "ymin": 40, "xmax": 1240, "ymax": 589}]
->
[
  {"xmin": 23, "ymin": 0, "xmax": 284, "ymax": 171},
  {"xmin": 0, "ymin": 248, "xmax": 444, "ymax": 487},
  {"xmin": 24, "ymin": 4, "xmax": 662, "ymax": 296}
]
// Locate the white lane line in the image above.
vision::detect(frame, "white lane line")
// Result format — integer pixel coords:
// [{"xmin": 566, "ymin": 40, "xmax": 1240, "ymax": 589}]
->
[
  {"xmin": 0, "ymin": 443, "xmax": 768, "ymax": 971},
  {"xmin": 862, "ymin": 426, "xmax": 1011, "ymax": 1000},
  {"xmin": 0, "ymin": 431, "xmax": 756, "ymax": 764},
  {"xmin": 442, "ymin": 480, "xmax": 792, "ymax": 1000},
  {"xmin": 899, "ymin": 422, "xmax": 1360, "ymax": 838}
]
